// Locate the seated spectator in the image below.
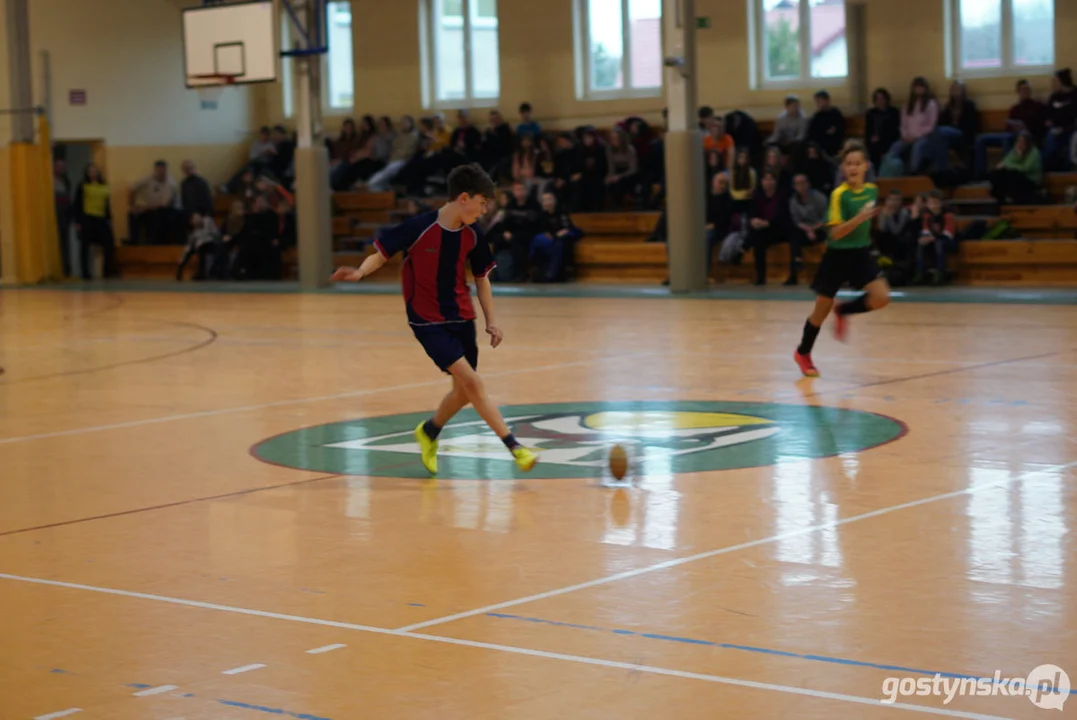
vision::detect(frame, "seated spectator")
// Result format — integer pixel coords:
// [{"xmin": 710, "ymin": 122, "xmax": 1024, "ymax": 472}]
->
[
  {"xmin": 399, "ymin": 117, "xmax": 438, "ymax": 196},
  {"xmin": 430, "ymin": 113, "xmax": 452, "ymax": 152},
  {"xmin": 698, "ymin": 105, "xmax": 716, "ymax": 132},
  {"xmin": 806, "ymin": 142, "xmax": 837, "ymax": 195},
  {"xmin": 530, "ymin": 190, "xmax": 583, "ymax": 282},
  {"xmin": 329, "ymin": 119, "xmax": 361, "ymax": 169},
  {"xmin": 705, "ymin": 172, "xmax": 734, "ymax": 275},
  {"xmin": 450, "ymin": 110, "xmax": 482, "ymax": 163},
  {"xmin": 975, "ymin": 79, "xmax": 1047, "ymax": 178},
  {"xmin": 875, "ymin": 190, "xmax": 915, "ymax": 264},
  {"xmin": 217, "ymin": 199, "xmax": 246, "ymax": 277},
  {"xmin": 703, "ymin": 115, "xmax": 735, "ymax": 171},
  {"xmin": 605, "ymin": 128, "xmax": 639, "ymax": 208},
  {"xmin": 482, "ymin": 110, "xmax": 514, "ymax": 181},
  {"xmin": 724, "ymin": 109, "xmax": 761, "ymax": 162},
  {"xmin": 128, "ymin": 160, "xmax": 182, "ymax": 245},
  {"xmin": 232, "ymin": 195, "xmax": 282, "ymax": 280},
  {"xmin": 989, "ymin": 131, "xmax": 1043, "ymax": 205},
  {"xmin": 729, "ymin": 148, "xmax": 757, "ymax": 214},
  {"xmin": 499, "ymin": 181, "xmax": 543, "ymax": 281},
  {"xmin": 1044, "ymin": 68, "xmax": 1077, "ymax": 171},
  {"xmin": 866, "ymin": 88, "xmax": 901, "ymax": 170},
  {"xmin": 512, "ymin": 134, "xmax": 538, "ymax": 187},
  {"xmin": 935, "ymin": 80, "xmax": 979, "ymax": 170},
  {"xmin": 180, "ymin": 160, "xmax": 212, "ymax": 219},
  {"xmin": 535, "ymin": 135, "xmax": 556, "ymax": 187},
  {"xmin": 330, "ymin": 115, "xmax": 375, "ymax": 190},
  {"xmin": 248, "ymin": 126, "xmax": 276, "ymax": 172},
  {"xmin": 622, "ymin": 116, "xmax": 654, "ymax": 169},
  {"xmin": 746, "ymin": 170, "xmax": 790, "ymax": 286},
  {"xmin": 764, "ymin": 146, "xmax": 793, "ymax": 194},
  {"xmin": 767, "ymin": 95, "xmax": 808, "ymax": 157},
  {"xmin": 886, "ymin": 77, "xmax": 940, "ymax": 175},
  {"xmin": 578, "ymin": 128, "xmax": 608, "ymax": 211},
  {"xmin": 269, "ymin": 125, "xmax": 295, "ymax": 184},
  {"xmin": 808, "ymin": 90, "xmax": 845, "ymax": 159},
  {"xmin": 177, "ymin": 212, "xmax": 221, "ymax": 281},
  {"xmin": 516, "ymin": 103, "xmax": 541, "ymax": 141},
  {"xmin": 367, "ymin": 115, "xmax": 419, "ymax": 192},
  {"xmin": 916, "ymin": 190, "xmax": 955, "ymax": 285},
  {"xmin": 553, "ymin": 133, "xmax": 583, "ymax": 212},
  {"xmin": 787, "ymin": 173, "xmax": 827, "ymax": 285},
  {"xmin": 72, "ymin": 162, "xmax": 117, "ymax": 280}
]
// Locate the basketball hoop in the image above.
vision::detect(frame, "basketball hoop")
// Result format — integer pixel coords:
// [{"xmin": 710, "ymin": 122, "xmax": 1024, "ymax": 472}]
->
[{"xmin": 191, "ymin": 74, "xmax": 238, "ymax": 110}]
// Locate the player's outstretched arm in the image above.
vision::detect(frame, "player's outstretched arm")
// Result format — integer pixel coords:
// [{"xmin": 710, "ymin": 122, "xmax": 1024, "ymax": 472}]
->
[
  {"xmin": 330, "ymin": 251, "xmax": 387, "ymax": 282},
  {"xmin": 475, "ymin": 275, "xmax": 503, "ymax": 348}
]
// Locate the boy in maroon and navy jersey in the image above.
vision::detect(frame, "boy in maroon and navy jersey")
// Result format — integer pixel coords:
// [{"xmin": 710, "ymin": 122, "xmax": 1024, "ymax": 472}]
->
[{"xmin": 331, "ymin": 163, "xmax": 538, "ymax": 476}]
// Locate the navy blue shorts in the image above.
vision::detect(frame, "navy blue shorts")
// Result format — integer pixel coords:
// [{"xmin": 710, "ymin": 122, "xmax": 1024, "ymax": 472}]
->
[{"xmin": 412, "ymin": 321, "xmax": 479, "ymax": 373}]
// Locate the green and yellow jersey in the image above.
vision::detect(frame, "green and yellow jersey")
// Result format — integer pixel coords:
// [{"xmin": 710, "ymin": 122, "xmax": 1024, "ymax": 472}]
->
[{"xmin": 826, "ymin": 182, "xmax": 878, "ymax": 250}]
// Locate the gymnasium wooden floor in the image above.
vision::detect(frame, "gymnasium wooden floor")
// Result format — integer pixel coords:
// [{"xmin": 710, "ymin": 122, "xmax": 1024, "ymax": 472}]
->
[{"xmin": 1, "ymin": 286, "xmax": 1075, "ymax": 720}]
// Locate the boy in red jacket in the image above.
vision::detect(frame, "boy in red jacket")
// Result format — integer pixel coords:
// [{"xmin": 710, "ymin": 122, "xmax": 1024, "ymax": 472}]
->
[{"xmin": 916, "ymin": 190, "xmax": 956, "ymax": 285}]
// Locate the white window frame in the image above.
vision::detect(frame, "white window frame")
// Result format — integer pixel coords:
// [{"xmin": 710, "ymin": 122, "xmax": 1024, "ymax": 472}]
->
[
  {"xmin": 419, "ymin": 0, "xmax": 501, "ymax": 109},
  {"xmin": 944, "ymin": 0, "xmax": 1054, "ymax": 79},
  {"xmin": 573, "ymin": 0, "xmax": 663, "ymax": 102},
  {"xmin": 748, "ymin": 0, "xmax": 849, "ymax": 90},
  {"xmin": 321, "ymin": 0, "xmax": 355, "ymax": 114}
]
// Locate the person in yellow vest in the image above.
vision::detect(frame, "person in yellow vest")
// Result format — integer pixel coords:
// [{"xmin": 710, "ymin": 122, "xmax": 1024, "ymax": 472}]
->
[{"xmin": 72, "ymin": 163, "xmax": 118, "ymax": 280}]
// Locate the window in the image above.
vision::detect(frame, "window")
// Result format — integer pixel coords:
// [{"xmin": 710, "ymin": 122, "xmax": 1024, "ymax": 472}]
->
[
  {"xmin": 750, "ymin": 0, "xmax": 848, "ymax": 88},
  {"xmin": 420, "ymin": 0, "xmax": 500, "ymax": 107},
  {"xmin": 947, "ymin": 0, "xmax": 1053, "ymax": 76},
  {"xmin": 575, "ymin": 0, "xmax": 662, "ymax": 100},
  {"xmin": 324, "ymin": 0, "xmax": 354, "ymax": 110}
]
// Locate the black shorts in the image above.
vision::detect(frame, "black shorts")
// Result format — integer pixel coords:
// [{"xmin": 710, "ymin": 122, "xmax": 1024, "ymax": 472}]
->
[
  {"xmin": 412, "ymin": 321, "xmax": 479, "ymax": 373},
  {"xmin": 810, "ymin": 247, "xmax": 883, "ymax": 299}
]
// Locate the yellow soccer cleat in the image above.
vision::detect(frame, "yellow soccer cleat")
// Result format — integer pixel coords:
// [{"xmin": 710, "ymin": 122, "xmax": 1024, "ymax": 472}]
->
[
  {"xmin": 415, "ymin": 422, "xmax": 438, "ymax": 476},
  {"xmin": 512, "ymin": 446, "xmax": 538, "ymax": 472}
]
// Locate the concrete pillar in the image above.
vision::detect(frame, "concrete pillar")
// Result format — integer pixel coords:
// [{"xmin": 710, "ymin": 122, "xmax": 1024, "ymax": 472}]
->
[{"xmin": 662, "ymin": 0, "xmax": 706, "ymax": 293}]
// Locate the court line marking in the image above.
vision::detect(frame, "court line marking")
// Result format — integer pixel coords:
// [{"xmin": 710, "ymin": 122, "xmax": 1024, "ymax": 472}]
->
[
  {"xmin": 306, "ymin": 644, "xmax": 347, "ymax": 654},
  {"xmin": 222, "ymin": 663, "xmax": 266, "ymax": 675},
  {"xmin": 0, "ymin": 574, "xmax": 1003, "ymax": 719},
  {"xmin": 34, "ymin": 710, "xmax": 82, "ymax": 720},
  {"xmin": 396, "ymin": 459, "xmax": 1077, "ymax": 633},
  {"xmin": 132, "ymin": 684, "xmax": 178, "ymax": 697},
  {"xmin": 0, "ymin": 354, "xmax": 655, "ymax": 446}
]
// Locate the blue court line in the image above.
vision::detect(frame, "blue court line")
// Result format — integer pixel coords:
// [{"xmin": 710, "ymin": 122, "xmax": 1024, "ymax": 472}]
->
[
  {"xmin": 127, "ymin": 684, "xmax": 331, "ymax": 718},
  {"xmin": 484, "ymin": 612, "xmax": 1077, "ymax": 695}
]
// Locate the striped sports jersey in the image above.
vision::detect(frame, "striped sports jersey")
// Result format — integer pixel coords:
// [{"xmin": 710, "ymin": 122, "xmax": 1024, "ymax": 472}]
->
[
  {"xmin": 827, "ymin": 182, "xmax": 878, "ymax": 249},
  {"xmin": 374, "ymin": 211, "xmax": 496, "ymax": 326}
]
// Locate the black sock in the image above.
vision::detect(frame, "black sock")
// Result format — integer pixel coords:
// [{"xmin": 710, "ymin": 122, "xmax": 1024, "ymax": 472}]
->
[
  {"xmin": 797, "ymin": 320, "xmax": 821, "ymax": 355},
  {"xmin": 423, "ymin": 418, "xmax": 442, "ymax": 441},
  {"xmin": 501, "ymin": 433, "xmax": 520, "ymax": 450},
  {"xmin": 836, "ymin": 294, "xmax": 871, "ymax": 316}
]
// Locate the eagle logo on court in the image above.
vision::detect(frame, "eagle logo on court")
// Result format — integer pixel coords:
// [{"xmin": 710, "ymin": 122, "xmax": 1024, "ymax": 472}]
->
[{"xmin": 251, "ymin": 401, "xmax": 907, "ymax": 480}]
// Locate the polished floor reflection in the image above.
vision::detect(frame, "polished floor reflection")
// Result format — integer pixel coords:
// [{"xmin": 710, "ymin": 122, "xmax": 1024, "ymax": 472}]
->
[{"xmin": 1, "ymin": 288, "xmax": 1075, "ymax": 719}]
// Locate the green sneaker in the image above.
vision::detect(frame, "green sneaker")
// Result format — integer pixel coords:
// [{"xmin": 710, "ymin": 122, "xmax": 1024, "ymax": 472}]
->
[{"xmin": 415, "ymin": 422, "xmax": 438, "ymax": 476}]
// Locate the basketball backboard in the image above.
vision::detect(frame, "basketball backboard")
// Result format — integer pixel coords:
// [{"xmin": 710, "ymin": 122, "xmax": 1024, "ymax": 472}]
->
[{"xmin": 183, "ymin": 0, "xmax": 278, "ymax": 87}]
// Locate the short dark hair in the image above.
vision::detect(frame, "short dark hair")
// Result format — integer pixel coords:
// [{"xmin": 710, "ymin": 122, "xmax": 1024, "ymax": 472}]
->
[
  {"xmin": 784, "ymin": 94, "xmax": 800, "ymax": 106},
  {"xmin": 1016, "ymin": 79, "xmax": 1030, "ymax": 89},
  {"xmin": 259, "ymin": 125, "xmax": 271, "ymax": 134},
  {"xmin": 519, "ymin": 102, "xmax": 532, "ymax": 113},
  {"xmin": 1056, "ymin": 68, "xmax": 1073, "ymax": 87},
  {"xmin": 926, "ymin": 189, "xmax": 944, "ymax": 201},
  {"xmin": 839, "ymin": 140, "xmax": 868, "ymax": 162},
  {"xmin": 814, "ymin": 90, "xmax": 830, "ymax": 100},
  {"xmin": 447, "ymin": 163, "xmax": 496, "ymax": 201},
  {"xmin": 889, "ymin": 188, "xmax": 904, "ymax": 197},
  {"xmin": 154, "ymin": 160, "xmax": 167, "ymax": 167},
  {"xmin": 698, "ymin": 105, "xmax": 715, "ymax": 120}
]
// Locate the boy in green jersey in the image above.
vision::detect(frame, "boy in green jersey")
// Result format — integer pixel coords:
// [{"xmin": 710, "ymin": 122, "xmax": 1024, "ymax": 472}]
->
[{"xmin": 794, "ymin": 141, "xmax": 891, "ymax": 377}]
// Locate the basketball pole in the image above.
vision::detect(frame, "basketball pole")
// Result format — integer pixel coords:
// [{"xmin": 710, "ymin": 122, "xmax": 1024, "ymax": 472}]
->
[
  {"xmin": 662, "ymin": 0, "xmax": 706, "ymax": 294},
  {"xmin": 291, "ymin": 0, "xmax": 332, "ymax": 290}
]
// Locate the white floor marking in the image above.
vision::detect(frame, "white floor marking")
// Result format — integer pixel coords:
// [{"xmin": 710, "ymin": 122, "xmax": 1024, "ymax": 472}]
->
[
  {"xmin": 0, "ymin": 574, "xmax": 1004, "ymax": 719},
  {"xmin": 395, "ymin": 459, "xmax": 1077, "ymax": 633},
  {"xmin": 221, "ymin": 663, "xmax": 266, "ymax": 675},
  {"xmin": 132, "ymin": 685, "xmax": 178, "ymax": 697},
  {"xmin": 4, "ymin": 460, "xmax": 1073, "ymax": 717},
  {"xmin": 0, "ymin": 354, "xmax": 651, "ymax": 446},
  {"xmin": 306, "ymin": 644, "xmax": 347, "ymax": 654},
  {"xmin": 34, "ymin": 710, "xmax": 82, "ymax": 720}
]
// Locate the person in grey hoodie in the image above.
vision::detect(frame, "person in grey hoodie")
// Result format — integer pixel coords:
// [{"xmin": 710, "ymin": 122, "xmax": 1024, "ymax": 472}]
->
[
  {"xmin": 787, "ymin": 173, "xmax": 828, "ymax": 285},
  {"xmin": 367, "ymin": 115, "xmax": 420, "ymax": 191},
  {"xmin": 768, "ymin": 95, "xmax": 809, "ymax": 156}
]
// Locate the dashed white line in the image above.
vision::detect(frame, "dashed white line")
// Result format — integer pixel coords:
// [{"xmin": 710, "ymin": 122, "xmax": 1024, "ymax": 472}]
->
[
  {"xmin": 132, "ymin": 684, "xmax": 178, "ymax": 697},
  {"xmin": 221, "ymin": 663, "xmax": 265, "ymax": 675},
  {"xmin": 34, "ymin": 710, "xmax": 82, "ymax": 720},
  {"xmin": 306, "ymin": 643, "xmax": 347, "ymax": 654}
]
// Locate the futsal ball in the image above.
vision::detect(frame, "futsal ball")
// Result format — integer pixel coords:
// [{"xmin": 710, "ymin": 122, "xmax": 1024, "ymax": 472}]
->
[{"xmin": 608, "ymin": 444, "xmax": 629, "ymax": 480}]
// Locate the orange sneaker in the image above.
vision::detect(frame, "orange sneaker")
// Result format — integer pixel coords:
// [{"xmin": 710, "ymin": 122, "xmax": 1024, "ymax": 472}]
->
[{"xmin": 794, "ymin": 351, "xmax": 819, "ymax": 378}]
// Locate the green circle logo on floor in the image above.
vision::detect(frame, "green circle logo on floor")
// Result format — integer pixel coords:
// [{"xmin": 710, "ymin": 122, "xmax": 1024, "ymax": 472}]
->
[{"xmin": 252, "ymin": 401, "xmax": 906, "ymax": 480}]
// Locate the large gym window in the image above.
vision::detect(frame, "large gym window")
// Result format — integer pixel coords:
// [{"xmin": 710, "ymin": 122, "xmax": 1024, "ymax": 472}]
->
[
  {"xmin": 420, "ymin": 0, "xmax": 501, "ymax": 107},
  {"xmin": 750, "ymin": 0, "xmax": 848, "ymax": 89},
  {"xmin": 946, "ymin": 0, "xmax": 1053, "ymax": 76},
  {"xmin": 324, "ymin": 0, "xmax": 354, "ymax": 110},
  {"xmin": 574, "ymin": 0, "xmax": 663, "ymax": 101}
]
